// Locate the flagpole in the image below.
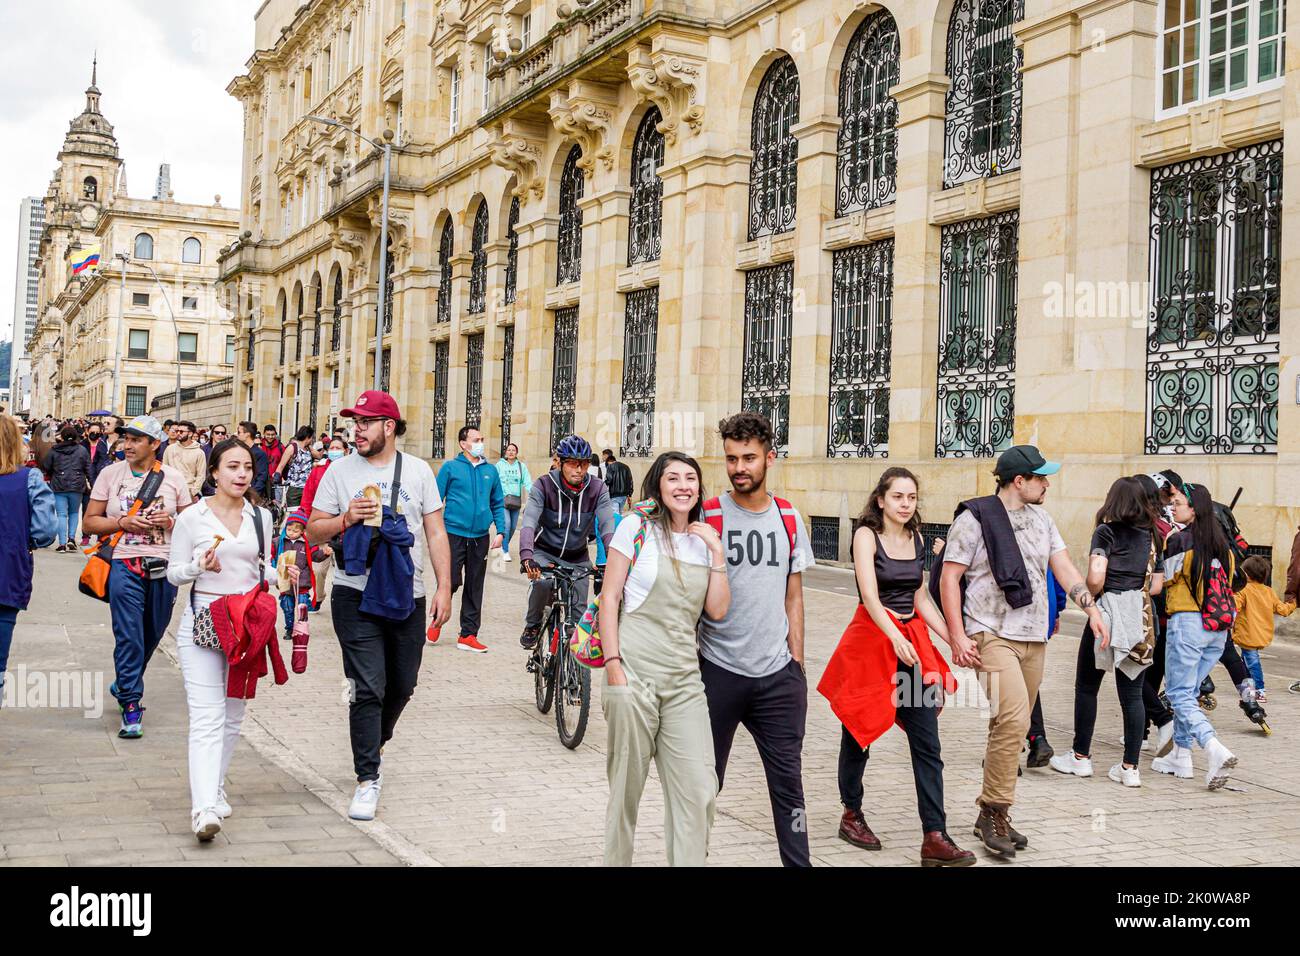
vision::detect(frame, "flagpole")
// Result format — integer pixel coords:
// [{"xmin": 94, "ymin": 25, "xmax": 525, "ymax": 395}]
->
[{"xmin": 111, "ymin": 253, "xmax": 127, "ymax": 415}]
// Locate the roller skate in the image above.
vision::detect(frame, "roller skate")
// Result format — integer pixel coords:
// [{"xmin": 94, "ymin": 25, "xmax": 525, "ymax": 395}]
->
[
  {"xmin": 1198, "ymin": 675, "xmax": 1217, "ymax": 711},
  {"xmin": 1238, "ymin": 681, "xmax": 1271, "ymax": 735}
]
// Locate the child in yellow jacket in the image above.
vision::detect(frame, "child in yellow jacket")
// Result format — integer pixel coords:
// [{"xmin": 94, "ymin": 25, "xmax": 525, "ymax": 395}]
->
[{"xmin": 1233, "ymin": 556, "xmax": 1296, "ymax": 703}]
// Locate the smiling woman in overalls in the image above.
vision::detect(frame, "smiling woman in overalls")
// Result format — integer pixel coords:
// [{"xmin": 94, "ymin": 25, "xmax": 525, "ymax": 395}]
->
[{"xmin": 596, "ymin": 451, "xmax": 730, "ymax": 866}]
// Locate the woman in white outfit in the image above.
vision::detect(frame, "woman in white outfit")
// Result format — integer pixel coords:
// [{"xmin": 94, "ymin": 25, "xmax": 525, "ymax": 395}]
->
[{"xmin": 167, "ymin": 439, "xmax": 295, "ymax": 841}]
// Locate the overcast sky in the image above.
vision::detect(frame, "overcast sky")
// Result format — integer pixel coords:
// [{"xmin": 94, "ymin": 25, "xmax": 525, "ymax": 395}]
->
[{"xmin": 0, "ymin": 0, "xmax": 263, "ymax": 343}]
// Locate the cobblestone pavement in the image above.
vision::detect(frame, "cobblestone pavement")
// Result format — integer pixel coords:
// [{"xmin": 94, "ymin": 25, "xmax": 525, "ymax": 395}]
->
[{"xmin": 3, "ymin": 549, "xmax": 1299, "ymax": 866}]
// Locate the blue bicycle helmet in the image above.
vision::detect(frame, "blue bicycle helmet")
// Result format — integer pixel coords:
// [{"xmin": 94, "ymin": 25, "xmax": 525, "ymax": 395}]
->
[{"xmin": 555, "ymin": 434, "xmax": 592, "ymax": 461}]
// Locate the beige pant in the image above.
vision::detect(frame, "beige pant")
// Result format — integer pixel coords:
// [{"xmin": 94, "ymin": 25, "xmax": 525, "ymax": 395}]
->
[
  {"xmin": 974, "ymin": 632, "xmax": 1046, "ymax": 808},
  {"xmin": 602, "ymin": 663, "xmax": 717, "ymax": 867}
]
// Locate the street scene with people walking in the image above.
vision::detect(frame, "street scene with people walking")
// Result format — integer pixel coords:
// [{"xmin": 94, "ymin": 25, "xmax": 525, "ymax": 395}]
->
[{"xmin": 1, "ymin": 1, "xmax": 1298, "ymax": 924}]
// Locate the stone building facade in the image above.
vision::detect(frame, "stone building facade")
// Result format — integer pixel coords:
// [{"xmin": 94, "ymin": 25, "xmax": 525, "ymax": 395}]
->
[
  {"xmin": 220, "ymin": 0, "xmax": 1295, "ymax": 570},
  {"xmin": 28, "ymin": 67, "xmax": 239, "ymax": 421}
]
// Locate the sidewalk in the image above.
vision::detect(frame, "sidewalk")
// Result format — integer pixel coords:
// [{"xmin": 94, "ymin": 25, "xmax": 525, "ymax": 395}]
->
[{"xmin": 3, "ymin": 548, "xmax": 1300, "ymax": 866}]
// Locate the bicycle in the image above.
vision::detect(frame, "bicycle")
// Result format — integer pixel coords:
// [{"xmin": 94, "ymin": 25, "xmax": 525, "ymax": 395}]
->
[{"xmin": 525, "ymin": 563, "xmax": 601, "ymax": 749}]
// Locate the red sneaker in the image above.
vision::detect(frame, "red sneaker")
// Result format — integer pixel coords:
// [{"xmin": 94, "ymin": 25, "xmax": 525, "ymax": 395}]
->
[
  {"xmin": 457, "ymin": 635, "xmax": 488, "ymax": 654},
  {"xmin": 426, "ymin": 624, "xmax": 441, "ymax": 644}
]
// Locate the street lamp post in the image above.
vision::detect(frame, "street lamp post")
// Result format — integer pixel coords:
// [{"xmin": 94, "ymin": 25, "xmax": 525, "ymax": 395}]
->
[
  {"xmin": 111, "ymin": 253, "xmax": 128, "ymax": 414},
  {"xmin": 136, "ymin": 260, "xmax": 183, "ymax": 422},
  {"xmin": 305, "ymin": 114, "xmax": 393, "ymax": 392}
]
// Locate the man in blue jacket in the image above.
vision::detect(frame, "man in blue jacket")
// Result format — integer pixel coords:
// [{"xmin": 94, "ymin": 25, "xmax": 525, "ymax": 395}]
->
[{"xmin": 433, "ymin": 425, "xmax": 505, "ymax": 653}]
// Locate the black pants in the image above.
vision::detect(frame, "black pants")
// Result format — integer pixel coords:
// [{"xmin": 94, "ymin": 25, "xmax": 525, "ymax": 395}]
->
[
  {"xmin": 1143, "ymin": 621, "xmax": 1173, "ymax": 728},
  {"xmin": 1028, "ymin": 693, "xmax": 1047, "ymax": 741},
  {"xmin": 331, "ymin": 586, "xmax": 426, "ymax": 782},
  {"xmin": 449, "ymin": 533, "xmax": 490, "ymax": 638},
  {"xmin": 700, "ymin": 655, "xmax": 810, "ymax": 868},
  {"xmin": 524, "ymin": 550, "xmax": 589, "ymax": 630},
  {"xmin": 1219, "ymin": 637, "xmax": 1249, "ymax": 688},
  {"xmin": 836, "ymin": 662, "xmax": 947, "ymax": 834},
  {"xmin": 1072, "ymin": 622, "xmax": 1146, "ymax": 767}
]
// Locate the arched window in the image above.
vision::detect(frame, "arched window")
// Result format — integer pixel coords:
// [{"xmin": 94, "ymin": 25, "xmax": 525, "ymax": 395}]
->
[
  {"xmin": 382, "ymin": 234, "xmax": 395, "ymax": 334},
  {"xmin": 943, "ymin": 0, "xmax": 1023, "ymax": 187},
  {"xmin": 748, "ymin": 57, "xmax": 800, "ymax": 240},
  {"xmin": 182, "ymin": 237, "xmax": 202, "ymax": 264},
  {"xmin": 312, "ymin": 281, "xmax": 322, "ymax": 355},
  {"xmin": 134, "ymin": 232, "xmax": 154, "ymax": 260},
  {"xmin": 437, "ymin": 220, "xmax": 453, "ymax": 324},
  {"xmin": 469, "ymin": 202, "xmax": 489, "ymax": 315},
  {"xmin": 628, "ymin": 108, "xmax": 665, "ymax": 265},
  {"xmin": 556, "ymin": 145, "xmax": 584, "ymax": 285},
  {"xmin": 504, "ymin": 196, "xmax": 520, "ymax": 305},
  {"xmin": 279, "ymin": 293, "xmax": 287, "ymax": 364},
  {"xmin": 837, "ymin": 12, "xmax": 900, "ymax": 215},
  {"xmin": 83, "ymin": 176, "xmax": 98, "ymax": 201},
  {"xmin": 331, "ymin": 271, "xmax": 343, "ymax": 351},
  {"xmin": 294, "ymin": 287, "xmax": 303, "ymax": 360}
]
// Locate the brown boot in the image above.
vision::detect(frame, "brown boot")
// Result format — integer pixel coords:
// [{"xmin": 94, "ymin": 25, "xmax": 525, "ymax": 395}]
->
[
  {"xmin": 921, "ymin": 830, "xmax": 976, "ymax": 867},
  {"xmin": 972, "ymin": 803, "xmax": 1017, "ymax": 858},
  {"xmin": 1007, "ymin": 814, "xmax": 1029, "ymax": 850},
  {"xmin": 838, "ymin": 808, "xmax": 882, "ymax": 850}
]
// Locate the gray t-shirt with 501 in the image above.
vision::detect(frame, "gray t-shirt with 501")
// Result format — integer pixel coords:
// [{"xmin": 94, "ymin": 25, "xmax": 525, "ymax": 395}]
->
[{"xmin": 696, "ymin": 493, "xmax": 815, "ymax": 678}]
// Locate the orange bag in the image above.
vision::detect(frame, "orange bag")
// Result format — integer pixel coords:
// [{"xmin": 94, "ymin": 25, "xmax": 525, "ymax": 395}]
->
[{"xmin": 78, "ymin": 462, "xmax": 164, "ymax": 602}]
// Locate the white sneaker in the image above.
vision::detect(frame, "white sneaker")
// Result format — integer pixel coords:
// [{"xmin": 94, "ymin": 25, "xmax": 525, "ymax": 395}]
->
[
  {"xmin": 192, "ymin": 809, "xmax": 222, "ymax": 842},
  {"xmin": 215, "ymin": 788, "xmax": 232, "ymax": 819},
  {"xmin": 1108, "ymin": 763, "xmax": 1141, "ymax": 788},
  {"xmin": 348, "ymin": 780, "xmax": 382, "ymax": 821},
  {"xmin": 1048, "ymin": 751, "xmax": 1094, "ymax": 777},
  {"xmin": 1204, "ymin": 737, "xmax": 1237, "ymax": 790},
  {"xmin": 1153, "ymin": 721, "xmax": 1175, "ymax": 758},
  {"xmin": 1151, "ymin": 745, "xmax": 1194, "ymax": 779}
]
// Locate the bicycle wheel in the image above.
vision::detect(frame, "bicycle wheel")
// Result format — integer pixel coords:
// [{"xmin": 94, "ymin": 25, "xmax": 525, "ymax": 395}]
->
[
  {"xmin": 534, "ymin": 608, "xmax": 558, "ymax": 714},
  {"xmin": 554, "ymin": 632, "xmax": 591, "ymax": 750}
]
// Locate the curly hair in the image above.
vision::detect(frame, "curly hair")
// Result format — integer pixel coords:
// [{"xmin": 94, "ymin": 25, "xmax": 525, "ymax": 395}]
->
[{"xmin": 718, "ymin": 411, "xmax": 774, "ymax": 451}]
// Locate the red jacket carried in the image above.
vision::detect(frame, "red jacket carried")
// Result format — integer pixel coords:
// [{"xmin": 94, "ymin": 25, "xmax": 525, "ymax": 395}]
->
[
  {"xmin": 818, "ymin": 606, "xmax": 957, "ymax": 750},
  {"xmin": 210, "ymin": 582, "xmax": 288, "ymax": 699}
]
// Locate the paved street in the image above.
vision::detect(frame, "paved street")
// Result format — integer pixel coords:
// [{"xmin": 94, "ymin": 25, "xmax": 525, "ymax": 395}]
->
[{"xmin": 3, "ymin": 547, "xmax": 1300, "ymax": 867}]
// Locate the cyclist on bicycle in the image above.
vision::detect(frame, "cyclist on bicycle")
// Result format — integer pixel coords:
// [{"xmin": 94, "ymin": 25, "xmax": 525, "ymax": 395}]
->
[{"xmin": 517, "ymin": 434, "xmax": 616, "ymax": 649}]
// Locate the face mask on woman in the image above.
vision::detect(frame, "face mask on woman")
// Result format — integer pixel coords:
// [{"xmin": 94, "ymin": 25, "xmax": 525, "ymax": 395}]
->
[{"xmin": 327, "ymin": 449, "xmax": 345, "ymax": 461}]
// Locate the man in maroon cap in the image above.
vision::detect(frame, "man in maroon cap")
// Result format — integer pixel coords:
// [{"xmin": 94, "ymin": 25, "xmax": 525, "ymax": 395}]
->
[{"xmin": 307, "ymin": 390, "xmax": 452, "ymax": 822}]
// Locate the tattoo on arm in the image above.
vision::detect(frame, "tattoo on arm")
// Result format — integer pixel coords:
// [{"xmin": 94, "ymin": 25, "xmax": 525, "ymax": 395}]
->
[{"xmin": 1069, "ymin": 583, "xmax": 1095, "ymax": 609}]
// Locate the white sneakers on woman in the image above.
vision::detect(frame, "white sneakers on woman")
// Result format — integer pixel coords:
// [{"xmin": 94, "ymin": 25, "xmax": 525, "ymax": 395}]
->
[
  {"xmin": 1108, "ymin": 763, "xmax": 1141, "ymax": 787},
  {"xmin": 1204, "ymin": 737, "xmax": 1237, "ymax": 790},
  {"xmin": 349, "ymin": 779, "xmax": 382, "ymax": 820},
  {"xmin": 1152, "ymin": 722, "xmax": 1175, "ymax": 757},
  {"xmin": 1151, "ymin": 745, "xmax": 1194, "ymax": 778},
  {"xmin": 215, "ymin": 788, "xmax": 232, "ymax": 819},
  {"xmin": 192, "ymin": 809, "xmax": 222, "ymax": 842},
  {"xmin": 1048, "ymin": 751, "xmax": 1094, "ymax": 777}
]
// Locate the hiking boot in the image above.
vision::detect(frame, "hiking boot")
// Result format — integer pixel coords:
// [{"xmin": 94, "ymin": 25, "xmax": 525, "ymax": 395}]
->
[
  {"xmin": 973, "ymin": 803, "xmax": 1017, "ymax": 858},
  {"xmin": 1025, "ymin": 734, "xmax": 1054, "ymax": 768},
  {"xmin": 921, "ymin": 830, "xmax": 976, "ymax": 867},
  {"xmin": 837, "ymin": 809, "xmax": 881, "ymax": 850}
]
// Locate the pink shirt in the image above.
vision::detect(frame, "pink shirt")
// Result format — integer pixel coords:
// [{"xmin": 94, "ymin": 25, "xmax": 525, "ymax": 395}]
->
[{"xmin": 89, "ymin": 459, "xmax": 194, "ymax": 560}]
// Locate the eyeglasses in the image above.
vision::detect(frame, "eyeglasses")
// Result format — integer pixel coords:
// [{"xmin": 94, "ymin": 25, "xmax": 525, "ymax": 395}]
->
[{"xmin": 353, "ymin": 416, "xmax": 390, "ymax": 429}]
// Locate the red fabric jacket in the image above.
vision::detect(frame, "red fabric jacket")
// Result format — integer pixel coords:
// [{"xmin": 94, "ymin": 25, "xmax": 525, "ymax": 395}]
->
[
  {"xmin": 299, "ymin": 459, "xmax": 333, "ymax": 517},
  {"xmin": 211, "ymin": 582, "xmax": 288, "ymax": 699},
  {"xmin": 818, "ymin": 606, "xmax": 957, "ymax": 749}
]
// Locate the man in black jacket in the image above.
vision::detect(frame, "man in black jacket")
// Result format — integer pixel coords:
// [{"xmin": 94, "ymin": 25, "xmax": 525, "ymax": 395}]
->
[
  {"xmin": 237, "ymin": 421, "xmax": 270, "ymax": 498},
  {"xmin": 601, "ymin": 449, "xmax": 633, "ymax": 514}
]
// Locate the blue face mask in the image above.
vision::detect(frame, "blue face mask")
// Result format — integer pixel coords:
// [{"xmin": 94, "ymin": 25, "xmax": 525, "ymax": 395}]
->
[
  {"xmin": 114, "ymin": 450, "xmax": 126, "ymax": 460},
  {"xmin": 327, "ymin": 449, "xmax": 345, "ymax": 461}
]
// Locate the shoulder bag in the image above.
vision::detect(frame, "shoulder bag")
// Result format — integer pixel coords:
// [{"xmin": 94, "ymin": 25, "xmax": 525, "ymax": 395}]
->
[{"xmin": 78, "ymin": 462, "xmax": 165, "ymax": 602}]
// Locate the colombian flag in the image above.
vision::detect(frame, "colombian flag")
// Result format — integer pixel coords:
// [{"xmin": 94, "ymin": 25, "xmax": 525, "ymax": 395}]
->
[{"xmin": 71, "ymin": 243, "xmax": 101, "ymax": 275}]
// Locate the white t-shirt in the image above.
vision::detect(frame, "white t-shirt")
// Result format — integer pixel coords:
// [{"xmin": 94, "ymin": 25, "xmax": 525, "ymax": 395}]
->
[
  {"xmin": 312, "ymin": 451, "xmax": 444, "ymax": 598},
  {"xmin": 610, "ymin": 513, "xmax": 712, "ymax": 614}
]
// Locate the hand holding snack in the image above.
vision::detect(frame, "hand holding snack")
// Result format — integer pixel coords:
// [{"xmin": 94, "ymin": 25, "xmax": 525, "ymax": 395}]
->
[{"xmin": 361, "ymin": 484, "xmax": 383, "ymax": 527}]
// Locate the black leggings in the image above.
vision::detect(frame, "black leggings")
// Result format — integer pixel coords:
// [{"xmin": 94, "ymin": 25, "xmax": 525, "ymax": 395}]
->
[
  {"xmin": 1072, "ymin": 622, "xmax": 1146, "ymax": 767},
  {"xmin": 1143, "ymin": 621, "xmax": 1172, "ymax": 729},
  {"xmin": 1219, "ymin": 638, "xmax": 1249, "ymax": 689}
]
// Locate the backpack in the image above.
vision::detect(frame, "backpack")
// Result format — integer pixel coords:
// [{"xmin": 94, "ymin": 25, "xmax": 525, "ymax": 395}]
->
[
  {"xmin": 1196, "ymin": 559, "xmax": 1238, "ymax": 632},
  {"xmin": 1212, "ymin": 498, "xmax": 1249, "ymax": 590},
  {"xmin": 701, "ymin": 495, "xmax": 799, "ymax": 573}
]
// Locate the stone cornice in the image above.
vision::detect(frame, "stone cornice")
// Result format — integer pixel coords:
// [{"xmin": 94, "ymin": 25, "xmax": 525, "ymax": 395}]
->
[
  {"xmin": 547, "ymin": 80, "xmax": 620, "ymax": 176},
  {"xmin": 488, "ymin": 118, "xmax": 550, "ymax": 203},
  {"xmin": 626, "ymin": 42, "xmax": 706, "ymax": 147}
]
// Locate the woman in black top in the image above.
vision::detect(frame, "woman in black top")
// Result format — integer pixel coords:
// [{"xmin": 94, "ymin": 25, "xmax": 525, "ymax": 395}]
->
[
  {"xmin": 817, "ymin": 467, "xmax": 973, "ymax": 867},
  {"xmin": 1049, "ymin": 477, "xmax": 1164, "ymax": 786}
]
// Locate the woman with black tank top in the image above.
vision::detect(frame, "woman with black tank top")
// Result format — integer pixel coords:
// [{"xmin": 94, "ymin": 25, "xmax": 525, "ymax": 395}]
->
[{"xmin": 817, "ymin": 467, "xmax": 974, "ymax": 867}]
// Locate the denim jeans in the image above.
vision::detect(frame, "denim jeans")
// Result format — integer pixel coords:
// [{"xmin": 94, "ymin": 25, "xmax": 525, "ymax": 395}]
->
[
  {"xmin": 1241, "ymin": 648, "xmax": 1265, "ymax": 691},
  {"xmin": 0, "ymin": 604, "xmax": 19, "ymax": 696},
  {"xmin": 108, "ymin": 560, "xmax": 178, "ymax": 707},
  {"xmin": 501, "ymin": 507, "xmax": 520, "ymax": 553},
  {"xmin": 53, "ymin": 491, "xmax": 82, "ymax": 546},
  {"xmin": 1165, "ymin": 612, "xmax": 1227, "ymax": 749},
  {"xmin": 280, "ymin": 591, "xmax": 311, "ymax": 634}
]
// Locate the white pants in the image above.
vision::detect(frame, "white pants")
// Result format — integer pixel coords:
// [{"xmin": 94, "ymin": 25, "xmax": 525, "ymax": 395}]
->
[{"xmin": 176, "ymin": 594, "xmax": 247, "ymax": 815}]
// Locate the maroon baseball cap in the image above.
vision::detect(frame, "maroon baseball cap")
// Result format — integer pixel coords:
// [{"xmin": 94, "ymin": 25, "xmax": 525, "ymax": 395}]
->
[{"xmin": 340, "ymin": 390, "xmax": 401, "ymax": 419}]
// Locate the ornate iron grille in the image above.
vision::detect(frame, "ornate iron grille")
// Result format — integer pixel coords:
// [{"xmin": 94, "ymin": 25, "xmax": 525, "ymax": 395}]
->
[
  {"xmin": 247, "ymin": 325, "xmax": 255, "ymax": 371},
  {"xmin": 748, "ymin": 57, "xmax": 800, "ymax": 241},
  {"xmin": 331, "ymin": 272, "xmax": 342, "ymax": 352},
  {"xmin": 437, "ymin": 220, "xmax": 453, "ymax": 325},
  {"xmin": 628, "ymin": 108, "xmax": 665, "ymax": 265},
  {"xmin": 920, "ymin": 521, "xmax": 951, "ymax": 573},
  {"xmin": 621, "ymin": 288, "xmax": 658, "ymax": 457},
  {"xmin": 551, "ymin": 307, "xmax": 578, "ymax": 450},
  {"xmin": 1146, "ymin": 140, "xmax": 1282, "ymax": 455},
  {"xmin": 936, "ymin": 211, "xmax": 1019, "ymax": 457},
  {"xmin": 829, "ymin": 241, "xmax": 893, "ymax": 458},
  {"xmin": 810, "ymin": 517, "xmax": 840, "ymax": 562},
  {"xmin": 380, "ymin": 347, "xmax": 391, "ymax": 393},
  {"xmin": 837, "ymin": 11, "xmax": 900, "ymax": 215},
  {"xmin": 556, "ymin": 146, "xmax": 584, "ymax": 285},
  {"xmin": 382, "ymin": 234, "xmax": 395, "ymax": 334},
  {"xmin": 465, "ymin": 332, "xmax": 484, "ymax": 428},
  {"xmin": 742, "ymin": 263, "xmax": 794, "ymax": 455},
  {"xmin": 943, "ymin": 0, "xmax": 1023, "ymax": 188},
  {"xmin": 500, "ymin": 324, "xmax": 515, "ymax": 455},
  {"xmin": 312, "ymin": 283, "xmax": 322, "ymax": 356},
  {"xmin": 279, "ymin": 296, "xmax": 286, "ymax": 364},
  {"xmin": 469, "ymin": 203, "xmax": 488, "ymax": 315},
  {"xmin": 504, "ymin": 196, "xmax": 520, "ymax": 305},
  {"xmin": 432, "ymin": 339, "xmax": 449, "ymax": 458},
  {"xmin": 295, "ymin": 290, "xmax": 303, "ymax": 361},
  {"xmin": 308, "ymin": 371, "xmax": 318, "ymax": 429}
]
